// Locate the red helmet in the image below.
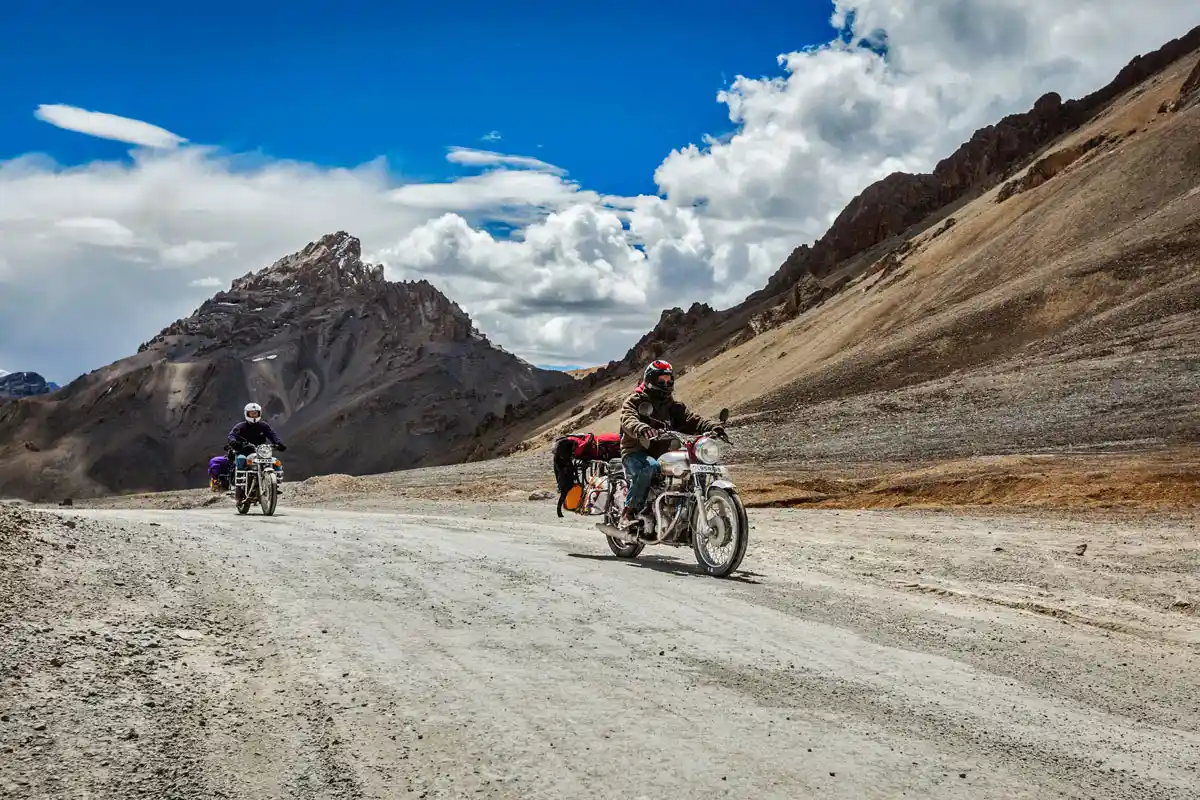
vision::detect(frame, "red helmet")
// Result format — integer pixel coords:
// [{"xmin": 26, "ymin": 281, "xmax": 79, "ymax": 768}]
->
[{"xmin": 643, "ymin": 359, "xmax": 674, "ymax": 396}]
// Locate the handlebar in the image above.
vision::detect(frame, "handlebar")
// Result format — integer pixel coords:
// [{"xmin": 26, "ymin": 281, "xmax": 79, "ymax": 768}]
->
[
  {"xmin": 648, "ymin": 428, "xmax": 732, "ymax": 445},
  {"xmin": 232, "ymin": 440, "xmax": 286, "ymax": 451},
  {"xmin": 640, "ymin": 415, "xmax": 731, "ymax": 445}
]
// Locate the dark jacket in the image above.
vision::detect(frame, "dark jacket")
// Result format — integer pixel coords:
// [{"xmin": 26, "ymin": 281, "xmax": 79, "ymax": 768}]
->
[
  {"xmin": 227, "ymin": 420, "xmax": 282, "ymax": 454},
  {"xmin": 618, "ymin": 385, "xmax": 717, "ymax": 458}
]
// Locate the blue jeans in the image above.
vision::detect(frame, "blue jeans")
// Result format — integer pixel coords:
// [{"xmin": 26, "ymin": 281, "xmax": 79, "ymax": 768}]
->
[{"xmin": 622, "ymin": 452, "xmax": 658, "ymax": 512}]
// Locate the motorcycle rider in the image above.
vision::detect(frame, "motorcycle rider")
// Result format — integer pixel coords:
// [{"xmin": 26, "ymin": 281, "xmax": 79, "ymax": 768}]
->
[
  {"xmin": 618, "ymin": 360, "xmax": 724, "ymax": 533},
  {"xmin": 227, "ymin": 403, "xmax": 286, "ymax": 482}
]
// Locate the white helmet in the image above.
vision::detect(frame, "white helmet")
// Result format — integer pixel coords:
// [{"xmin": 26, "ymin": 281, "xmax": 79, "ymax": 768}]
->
[{"xmin": 244, "ymin": 402, "xmax": 263, "ymax": 423}]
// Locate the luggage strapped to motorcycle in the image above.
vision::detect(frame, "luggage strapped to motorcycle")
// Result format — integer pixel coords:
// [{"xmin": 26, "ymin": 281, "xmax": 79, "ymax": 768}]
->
[{"xmin": 552, "ymin": 432, "xmax": 622, "ymax": 517}]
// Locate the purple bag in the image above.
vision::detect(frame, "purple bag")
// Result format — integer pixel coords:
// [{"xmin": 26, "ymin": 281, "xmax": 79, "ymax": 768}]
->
[{"xmin": 208, "ymin": 455, "xmax": 230, "ymax": 479}]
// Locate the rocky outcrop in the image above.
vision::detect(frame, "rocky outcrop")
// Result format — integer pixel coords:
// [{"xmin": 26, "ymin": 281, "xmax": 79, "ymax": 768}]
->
[
  {"xmin": 0, "ymin": 372, "xmax": 59, "ymax": 399},
  {"xmin": 730, "ymin": 275, "xmax": 849, "ymax": 350},
  {"xmin": 592, "ymin": 303, "xmax": 719, "ymax": 380},
  {"xmin": 0, "ymin": 232, "xmax": 573, "ymax": 500},
  {"xmin": 996, "ymin": 132, "xmax": 1123, "ymax": 202},
  {"xmin": 1174, "ymin": 57, "xmax": 1200, "ymax": 111}
]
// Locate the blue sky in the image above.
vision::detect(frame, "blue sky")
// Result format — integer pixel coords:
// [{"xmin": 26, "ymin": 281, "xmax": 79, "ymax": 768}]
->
[
  {"xmin": 2, "ymin": 0, "xmax": 1193, "ymax": 383},
  {"xmin": 1, "ymin": 0, "xmax": 833, "ymax": 196}
]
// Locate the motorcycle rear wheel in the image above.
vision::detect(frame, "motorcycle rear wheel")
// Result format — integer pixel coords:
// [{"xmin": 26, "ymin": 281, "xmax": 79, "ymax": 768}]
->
[
  {"xmin": 692, "ymin": 487, "xmax": 749, "ymax": 578},
  {"xmin": 606, "ymin": 535, "xmax": 644, "ymax": 559},
  {"xmin": 604, "ymin": 476, "xmax": 643, "ymax": 559}
]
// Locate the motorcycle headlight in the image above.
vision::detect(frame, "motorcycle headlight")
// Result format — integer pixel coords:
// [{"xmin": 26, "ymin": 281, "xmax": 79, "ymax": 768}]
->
[{"xmin": 694, "ymin": 436, "xmax": 722, "ymax": 465}]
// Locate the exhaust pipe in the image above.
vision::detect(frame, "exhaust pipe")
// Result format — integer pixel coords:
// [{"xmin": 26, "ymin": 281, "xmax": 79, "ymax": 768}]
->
[{"xmin": 594, "ymin": 522, "xmax": 639, "ymax": 545}]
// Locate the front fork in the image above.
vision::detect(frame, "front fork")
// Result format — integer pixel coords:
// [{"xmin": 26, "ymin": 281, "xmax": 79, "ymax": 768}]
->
[
  {"xmin": 692, "ymin": 480, "xmax": 711, "ymax": 539},
  {"xmin": 692, "ymin": 476, "xmax": 739, "ymax": 540}
]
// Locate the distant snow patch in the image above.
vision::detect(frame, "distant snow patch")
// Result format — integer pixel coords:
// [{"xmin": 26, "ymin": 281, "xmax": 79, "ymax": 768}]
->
[{"xmin": 251, "ymin": 354, "xmax": 279, "ymax": 362}]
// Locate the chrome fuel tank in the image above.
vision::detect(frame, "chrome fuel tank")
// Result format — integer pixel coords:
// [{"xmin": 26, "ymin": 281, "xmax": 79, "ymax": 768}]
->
[{"xmin": 658, "ymin": 450, "xmax": 690, "ymax": 477}]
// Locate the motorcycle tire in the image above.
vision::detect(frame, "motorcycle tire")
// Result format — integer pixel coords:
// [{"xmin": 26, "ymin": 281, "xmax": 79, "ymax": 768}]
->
[
  {"xmin": 604, "ymin": 476, "xmax": 643, "ymax": 559},
  {"xmin": 606, "ymin": 535, "xmax": 644, "ymax": 559},
  {"xmin": 259, "ymin": 473, "xmax": 278, "ymax": 516},
  {"xmin": 692, "ymin": 487, "xmax": 749, "ymax": 578},
  {"xmin": 235, "ymin": 485, "xmax": 251, "ymax": 516}
]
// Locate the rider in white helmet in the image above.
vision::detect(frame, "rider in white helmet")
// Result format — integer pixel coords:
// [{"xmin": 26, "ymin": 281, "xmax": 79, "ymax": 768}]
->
[{"xmin": 227, "ymin": 402, "xmax": 286, "ymax": 472}]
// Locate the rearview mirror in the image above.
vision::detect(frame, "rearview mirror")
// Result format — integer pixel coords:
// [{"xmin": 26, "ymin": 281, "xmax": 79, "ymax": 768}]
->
[
  {"xmin": 637, "ymin": 401, "xmax": 654, "ymax": 417},
  {"xmin": 718, "ymin": 408, "xmax": 730, "ymax": 423}
]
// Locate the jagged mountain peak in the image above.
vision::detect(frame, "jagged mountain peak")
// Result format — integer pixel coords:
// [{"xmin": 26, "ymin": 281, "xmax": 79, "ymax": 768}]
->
[
  {"xmin": 141, "ymin": 232, "xmax": 484, "ymax": 355},
  {"xmin": 232, "ymin": 231, "xmax": 384, "ymax": 295}
]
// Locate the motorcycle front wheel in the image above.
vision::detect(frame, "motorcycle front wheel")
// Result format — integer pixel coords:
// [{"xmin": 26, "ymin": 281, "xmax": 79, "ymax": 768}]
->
[
  {"xmin": 259, "ymin": 472, "xmax": 278, "ymax": 516},
  {"xmin": 692, "ymin": 487, "xmax": 749, "ymax": 578}
]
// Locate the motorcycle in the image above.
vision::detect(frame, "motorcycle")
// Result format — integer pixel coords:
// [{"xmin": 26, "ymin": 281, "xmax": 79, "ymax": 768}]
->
[
  {"xmin": 233, "ymin": 443, "xmax": 283, "ymax": 516},
  {"xmin": 594, "ymin": 407, "xmax": 750, "ymax": 578}
]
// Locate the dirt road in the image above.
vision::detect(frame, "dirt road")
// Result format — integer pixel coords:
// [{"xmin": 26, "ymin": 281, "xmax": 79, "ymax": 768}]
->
[{"xmin": 2, "ymin": 500, "xmax": 1198, "ymax": 798}]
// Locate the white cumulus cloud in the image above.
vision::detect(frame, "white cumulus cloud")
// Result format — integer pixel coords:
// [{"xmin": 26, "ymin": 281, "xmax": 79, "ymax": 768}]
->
[
  {"xmin": 34, "ymin": 104, "xmax": 187, "ymax": 149},
  {"xmin": 2, "ymin": 0, "xmax": 1196, "ymax": 382}
]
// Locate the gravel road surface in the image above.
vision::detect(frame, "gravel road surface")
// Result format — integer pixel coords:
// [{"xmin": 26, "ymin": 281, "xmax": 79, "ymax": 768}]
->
[{"xmin": 2, "ymin": 500, "xmax": 1198, "ymax": 798}]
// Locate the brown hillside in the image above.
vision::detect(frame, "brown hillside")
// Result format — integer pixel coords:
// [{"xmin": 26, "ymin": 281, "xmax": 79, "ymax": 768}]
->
[{"xmin": 477, "ymin": 32, "xmax": 1200, "ymax": 477}]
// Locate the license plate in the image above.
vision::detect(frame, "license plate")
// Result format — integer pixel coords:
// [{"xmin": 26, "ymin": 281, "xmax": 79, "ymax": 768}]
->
[{"xmin": 690, "ymin": 464, "xmax": 727, "ymax": 474}]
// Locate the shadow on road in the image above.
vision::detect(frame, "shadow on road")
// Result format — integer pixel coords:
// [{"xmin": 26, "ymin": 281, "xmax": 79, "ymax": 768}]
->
[{"xmin": 567, "ymin": 552, "xmax": 763, "ymax": 584}]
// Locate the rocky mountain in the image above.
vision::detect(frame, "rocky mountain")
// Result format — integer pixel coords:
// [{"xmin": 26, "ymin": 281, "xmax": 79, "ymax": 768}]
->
[
  {"xmin": 0, "ymin": 372, "xmax": 60, "ymax": 399},
  {"xmin": 477, "ymin": 26, "xmax": 1200, "ymax": 464},
  {"xmin": 0, "ymin": 232, "xmax": 572, "ymax": 500}
]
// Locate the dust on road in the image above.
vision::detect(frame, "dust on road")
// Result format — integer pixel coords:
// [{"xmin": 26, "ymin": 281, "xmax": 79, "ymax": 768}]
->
[{"xmin": 2, "ymin": 500, "xmax": 1198, "ymax": 798}]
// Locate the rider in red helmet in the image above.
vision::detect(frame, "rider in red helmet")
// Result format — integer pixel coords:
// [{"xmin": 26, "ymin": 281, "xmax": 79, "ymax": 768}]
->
[{"xmin": 617, "ymin": 360, "xmax": 724, "ymax": 533}]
